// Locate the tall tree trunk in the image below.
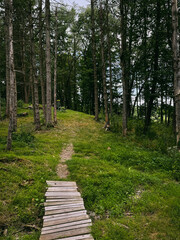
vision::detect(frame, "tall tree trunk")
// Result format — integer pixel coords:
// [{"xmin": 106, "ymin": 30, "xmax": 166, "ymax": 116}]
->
[
  {"xmin": 172, "ymin": 0, "xmax": 180, "ymax": 147},
  {"xmin": 39, "ymin": 0, "xmax": 46, "ymax": 119},
  {"xmin": 22, "ymin": 30, "xmax": 28, "ymax": 103},
  {"xmin": 91, "ymin": 0, "xmax": 99, "ymax": 121},
  {"xmin": 29, "ymin": 3, "xmax": 40, "ymax": 130},
  {"xmin": 106, "ymin": 0, "xmax": 113, "ymax": 115},
  {"xmin": 120, "ymin": 0, "xmax": 128, "ymax": 136},
  {"xmin": 144, "ymin": 0, "xmax": 160, "ymax": 132},
  {"xmin": 45, "ymin": 0, "xmax": 52, "ymax": 126},
  {"xmin": 53, "ymin": 7, "xmax": 57, "ymax": 124},
  {"xmin": 99, "ymin": 2, "xmax": 109, "ymax": 128},
  {"xmin": 73, "ymin": 35, "xmax": 77, "ymax": 110},
  {"xmin": 5, "ymin": 0, "xmax": 10, "ymax": 117},
  {"xmin": 6, "ymin": 0, "xmax": 15, "ymax": 150},
  {"xmin": 13, "ymin": 74, "xmax": 17, "ymax": 131}
]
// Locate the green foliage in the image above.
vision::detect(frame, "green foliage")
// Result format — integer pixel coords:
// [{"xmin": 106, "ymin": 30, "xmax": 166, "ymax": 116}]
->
[
  {"xmin": 12, "ymin": 131, "xmax": 35, "ymax": 146},
  {"xmin": 110, "ymin": 114, "xmax": 122, "ymax": 133},
  {"xmin": 17, "ymin": 99, "xmax": 24, "ymax": 108}
]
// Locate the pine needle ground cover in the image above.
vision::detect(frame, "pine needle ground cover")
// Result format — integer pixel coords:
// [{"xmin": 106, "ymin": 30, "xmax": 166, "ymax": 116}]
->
[{"xmin": 0, "ymin": 109, "xmax": 180, "ymax": 240}]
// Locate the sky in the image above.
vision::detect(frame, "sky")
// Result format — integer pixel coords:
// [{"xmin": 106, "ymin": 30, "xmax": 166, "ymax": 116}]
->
[{"xmin": 63, "ymin": 0, "xmax": 89, "ymax": 7}]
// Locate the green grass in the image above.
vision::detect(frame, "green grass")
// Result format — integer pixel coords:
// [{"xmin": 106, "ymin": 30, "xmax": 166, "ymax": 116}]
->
[{"xmin": 0, "ymin": 108, "xmax": 180, "ymax": 239}]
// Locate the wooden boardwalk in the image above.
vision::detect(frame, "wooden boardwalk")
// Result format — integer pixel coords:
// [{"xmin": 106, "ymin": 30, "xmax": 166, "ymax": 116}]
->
[{"xmin": 40, "ymin": 181, "xmax": 93, "ymax": 240}]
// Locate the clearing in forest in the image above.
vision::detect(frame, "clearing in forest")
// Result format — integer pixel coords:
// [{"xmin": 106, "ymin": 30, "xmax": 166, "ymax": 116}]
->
[{"xmin": 0, "ymin": 109, "xmax": 180, "ymax": 240}]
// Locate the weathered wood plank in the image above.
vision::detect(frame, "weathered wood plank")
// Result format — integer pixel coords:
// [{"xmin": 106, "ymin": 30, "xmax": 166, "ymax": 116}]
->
[
  {"xmin": 45, "ymin": 203, "xmax": 84, "ymax": 211},
  {"xmin": 42, "ymin": 222, "xmax": 91, "ymax": 235},
  {"xmin": 43, "ymin": 214, "xmax": 89, "ymax": 227},
  {"xmin": 44, "ymin": 200, "xmax": 84, "ymax": 206},
  {"xmin": 42, "ymin": 219, "xmax": 91, "ymax": 232},
  {"xmin": 46, "ymin": 181, "xmax": 77, "ymax": 187},
  {"xmin": 47, "ymin": 187, "xmax": 77, "ymax": 192},
  {"xmin": 56, "ymin": 235, "xmax": 93, "ymax": 240},
  {"xmin": 41, "ymin": 181, "xmax": 93, "ymax": 239},
  {"xmin": 45, "ymin": 206, "xmax": 85, "ymax": 216},
  {"xmin": 40, "ymin": 227, "xmax": 91, "ymax": 240},
  {"xmin": 46, "ymin": 192, "xmax": 81, "ymax": 197},
  {"xmin": 46, "ymin": 198, "xmax": 82, "ymax": 202},
  {"xmin": 46, "ymin": 196, "xmax": 81, "ymax": 201},
  {"xmin": 43, "ymin": 210, "xmax": 87, "ymax": 220}
]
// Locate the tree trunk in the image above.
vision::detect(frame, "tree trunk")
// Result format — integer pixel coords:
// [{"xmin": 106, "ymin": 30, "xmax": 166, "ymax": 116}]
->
[
  {"xmin": 73, "ymin": 35, "xmax": 77, "ymax": 111},
  {"xmin": 120, "ymin": 0, "xmax": 128, "ymax": 136},
  {"xmin": 29, "ymin": 3, "xmax": 40, "ymax": 130},
  {"xmin": 45, "ymin": 0, "xmax": 52, "ymax": 126},
  {"xmin": 13, "ymin": 73, "xmax": 17, "ymax": 131},
  {"xmin": 144, "ymin": 0, "xmax": 160, "ymax": 133},
  {"xmin": 91, "ymin": 0, "xmax": 99, "ymax": 121},
  {"xmin": 39, "ymin": 0, "xmax": 46, "ymax": 119},
  {"xmin": 53, "ymin": 7, "xmax": 58, "ymax": 124},
  {"xmin": 99, "ymin": 2, "xmax": 109, "ymax": 129},
  {"xmin": 6, "ymin": 0, "xmax": 15, "ymax": 150},
  {"xmin": 172, "ymin": 0, "xmax": 180, "ymax": 147},
  {"xmin": 5, "ymin": 0, "xmax": 10, "ymax": 117},
  {"xmin": 106, "ymin": 0, "xmax": 113, "ymax": 115},
  {"xmin": 22, "ymin": 31, "xmax": 28, "ymax": 104}
]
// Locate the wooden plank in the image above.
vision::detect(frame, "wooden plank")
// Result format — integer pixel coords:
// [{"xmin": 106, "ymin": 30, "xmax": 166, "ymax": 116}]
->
[
  {"xmin": 46, "ymin": 181, "xmax": 77, "ymax": 187},
  {"xmin": 45, "ymin": 203, "xmax": 84, "ymax": 210},
  {"xmin": 42, "ymin": 223, "xmax": 91, "ymax": 235},
  {"xmin": 47, "ymin": 187, "xmax": 77, "ymax": 192},
  {"xmin": 44, "ymin": 200, "xmax": 84, "ymax": 206},
  {"xmin": 56, "ymin": 234, "xmax": 93, "ymax": 240},
  {"xmin": 43, "ymin": 214, "xmax": 89, "ymax": 227},
  {"xmin": 40, "ymin": 227, "xmax": 91, "ymax": 240},
  {"xmin": 45, "ymin": 206, "xmax": 85, "ymax": 216},
  {"xmin": 46, "ymin": 196, "xmax": 82, "ymax": 201},
  {"xmin": 43, "ymin": 210, "xmax": 87, "ymax": 220},
  {"xmin": 42, "ymin": 219, "xmax": 91, "ymax": 232},
  {"xmin": 46, "ymin": 198, "xmax": 83, "ymax": 202},
  {"xmin": 46, "ymin": 192, "xmax": 81, "ymax": 197}
]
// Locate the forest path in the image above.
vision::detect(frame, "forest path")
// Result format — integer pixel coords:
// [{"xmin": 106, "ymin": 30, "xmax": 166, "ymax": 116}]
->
[
  {"xmin": 57, "ymin": 143, "xmax": 74, "ymax": 179},
  {"xmin": 40, "ymin": 181, "xmax": 93, "ymax": 240}
]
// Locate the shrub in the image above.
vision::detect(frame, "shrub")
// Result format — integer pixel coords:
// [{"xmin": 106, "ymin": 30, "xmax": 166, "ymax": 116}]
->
[
  {"xmin": 12, "ymin": 131, "xmax": 35, "ymax": 145},
  {"xmin": 17, "ymin": 99, "xmax": 24, "ymax": 108}
]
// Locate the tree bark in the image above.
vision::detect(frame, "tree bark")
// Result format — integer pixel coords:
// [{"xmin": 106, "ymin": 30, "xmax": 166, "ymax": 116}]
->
[
  {"xmin": 172, "ymin": 0, "xmax": 180, "ymax": 147},
  {"xmin": 45, "ymin": 0, "xmax": 52, "ymax": 126},
  {"xmin": 120, "ymin": 0, "xmax": 128, "ymax": 136},
  {"xmin": 53, "ymin": 7, "xmax": 58, "ymax": 124},
  {"xmin": 99, "ymin": 2, "xmax": 109, "ymax": 128},
  {"xmin": 144, "ymin": 0, "xmax": 160, "ymax": 133},
  {"xmin": 6, "ymin": 0, "xmax": 15, "ymax": 150},
  {"xmin": 106, "ymin": 0, "xmax": 113, "ymax": 115},
  {"xmin": 91, "ymin": 0, "xmax": 99, "ymax": 121},
  {"xmin": 5, "ymin": 0, "xmax": 10, "ymax": 118},
  {"xmin": 39, "ymin": 0, "xmax": 46, "ymax": 119},
  {"xmin": 29, "ymin": 3, "xmax": 41, "ymax": 130}
]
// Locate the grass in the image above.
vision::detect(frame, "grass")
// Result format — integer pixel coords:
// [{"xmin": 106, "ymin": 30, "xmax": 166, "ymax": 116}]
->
[{"xmin": 0, "ymin": 107, "xmax": 180, "ymax": 239}]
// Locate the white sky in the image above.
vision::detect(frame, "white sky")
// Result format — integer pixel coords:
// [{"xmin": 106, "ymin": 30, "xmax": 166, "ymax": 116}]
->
[{"xmin": 63, "ymin": 0, "xmax": 89, "ymax": 7}]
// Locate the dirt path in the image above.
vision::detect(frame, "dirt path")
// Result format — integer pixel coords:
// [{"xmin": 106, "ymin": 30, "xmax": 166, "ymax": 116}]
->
[{"xmin": 57, "ymin": 143, "xmax": 74, "ymax": 179}]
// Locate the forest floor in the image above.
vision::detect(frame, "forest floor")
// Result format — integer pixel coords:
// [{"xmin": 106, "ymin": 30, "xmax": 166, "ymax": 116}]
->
[{"xmin": 0, "ymin": 108, "xmax": 180, "ymax": 240}]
